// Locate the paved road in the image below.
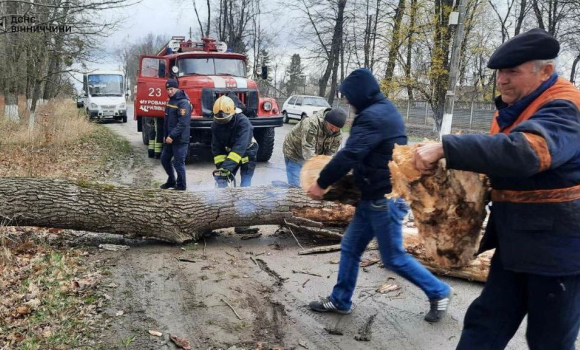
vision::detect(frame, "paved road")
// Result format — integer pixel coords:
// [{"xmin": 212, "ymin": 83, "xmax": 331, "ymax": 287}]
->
[{"xmin": 106, "ymin": 105, "xmax": 298, "ymax": 190}]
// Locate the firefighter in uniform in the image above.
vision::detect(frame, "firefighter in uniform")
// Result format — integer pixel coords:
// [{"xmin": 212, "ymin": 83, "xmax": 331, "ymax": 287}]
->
[
  {"xmin": 413, "ymin": 28, "xmax": 580, "ymax": 349},
  {"xmin": 282, "ymin": 108, "xmax": 347, "ymax": 187},
  {"xmin": 212, "ymin": 96, "xmax": 259, "ymax": 234},
  {"xmin": 211, "ymin": 95, "xmax": 258, "ymax": 188},
  {"xmin": 159, "ymin": 79, "xmax": 191, "ymax": 191}
]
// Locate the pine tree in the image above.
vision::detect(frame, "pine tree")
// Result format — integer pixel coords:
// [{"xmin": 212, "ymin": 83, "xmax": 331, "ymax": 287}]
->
[{"xmin": 285, "ymin": 54, "xmax": 304, "ymax": 96}]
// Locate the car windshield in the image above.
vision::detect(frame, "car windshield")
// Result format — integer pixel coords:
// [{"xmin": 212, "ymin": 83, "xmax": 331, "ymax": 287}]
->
[
  {"xmin": 303, "ymin": 97, "xmax": 330, "ymax": 107},
  {"xmin": 177, "ymin": 58, "xmax": 246, "ymax": 77},
  {"xmin": 87, "ymin": 74, "xmax": 124, "ymax": 97}
]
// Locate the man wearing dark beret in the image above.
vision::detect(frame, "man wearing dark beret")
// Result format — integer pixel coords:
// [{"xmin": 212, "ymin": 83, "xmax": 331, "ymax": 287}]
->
[{"xmin": 413, "ymin": 28, "xmax": 580, "ymax": 349}]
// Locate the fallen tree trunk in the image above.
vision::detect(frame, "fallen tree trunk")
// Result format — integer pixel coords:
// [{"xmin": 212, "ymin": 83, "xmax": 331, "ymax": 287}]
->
[
  {"xmin": 1, "ymin": 177, "xmax": 492, "ymax": 282},
  {"xmin": 0, "ymin": 177, "xmax": 353, "ymax": 243}
]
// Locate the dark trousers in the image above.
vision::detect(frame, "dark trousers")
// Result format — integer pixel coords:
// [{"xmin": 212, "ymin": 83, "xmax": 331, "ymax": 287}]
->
[
  {"xmin": 457, "ymin": 252, "xmax": 580, "ymax": 350},
  {"xmin": 160, "ymin": 142, "xmax": 188, "ymax": 189}
]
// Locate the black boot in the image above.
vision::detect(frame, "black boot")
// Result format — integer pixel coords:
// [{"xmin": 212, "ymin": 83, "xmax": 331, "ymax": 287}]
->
[{"xmin": 160, "ymin": 182, "xmax": 176, "ymax": 189}]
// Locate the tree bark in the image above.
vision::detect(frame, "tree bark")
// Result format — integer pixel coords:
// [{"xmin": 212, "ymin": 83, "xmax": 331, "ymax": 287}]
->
[
  {"xmin": 383, "ymin": 0, "xmax": 405, "ymax": 98},
  {"xmin": 0, "ymin": 178, "xmax": 353, "ymax": 243}
]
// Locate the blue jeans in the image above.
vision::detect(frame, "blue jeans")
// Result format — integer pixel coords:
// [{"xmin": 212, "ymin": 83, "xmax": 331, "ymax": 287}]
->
[
  {"xmin": 457, "ymin": 252, "xmax": 580, "ymax": 350},
  {"xmin": 285, "ymin": 157, "xmax": 303, "ymax": 187},
  {"xmin": 161, "ymin": 142, "xmax": 188, "ymax": 189},
  {"xmin": 329, "ymin": 197, "xmax": 450, "ymax": 310}
]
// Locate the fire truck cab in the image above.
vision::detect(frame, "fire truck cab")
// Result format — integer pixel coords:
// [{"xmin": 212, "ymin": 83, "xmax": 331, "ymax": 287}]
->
[{"xmin": 135, "ymin": 36, "xmax": 282, "ymax": 162}]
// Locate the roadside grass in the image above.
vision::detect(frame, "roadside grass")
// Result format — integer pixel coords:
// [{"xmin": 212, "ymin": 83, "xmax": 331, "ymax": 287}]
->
[
  {"xmin": 0, "ymin": 98, "xmax": 132, "ymax": 349},
  {"xmin": 0, "ymin": 98, "xmax": 131, "ymax": 180}
]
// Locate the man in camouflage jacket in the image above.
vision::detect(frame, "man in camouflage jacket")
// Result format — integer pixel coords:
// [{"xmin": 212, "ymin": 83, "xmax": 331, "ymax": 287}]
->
[{"xmin": 282, "ymin": 107, "xmax": 347, "ymax": 187}]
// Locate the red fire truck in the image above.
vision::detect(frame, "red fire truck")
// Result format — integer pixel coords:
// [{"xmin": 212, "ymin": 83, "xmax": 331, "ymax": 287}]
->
[{"xmin": 134, "ymin": 36, "xmax": 282, "ymax": 161}]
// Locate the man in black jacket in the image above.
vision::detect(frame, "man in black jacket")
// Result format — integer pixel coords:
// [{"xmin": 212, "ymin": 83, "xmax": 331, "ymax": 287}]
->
[
  {"xmin": 306, "ymin": 68, "xmax": 452, "ymax": 322},
  {"xmin": 160, "ymin": 79, "xmax": 191, "ymax": 191}
]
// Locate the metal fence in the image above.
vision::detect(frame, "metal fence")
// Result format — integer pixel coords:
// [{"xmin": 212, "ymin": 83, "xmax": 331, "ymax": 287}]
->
[
  {"xmin": 391, "ymin": 100, "xmax": 496, "ymax": 131},
  {"xmin": 278, "ymin": 96, "xmax": 496, "ymax": 132}
]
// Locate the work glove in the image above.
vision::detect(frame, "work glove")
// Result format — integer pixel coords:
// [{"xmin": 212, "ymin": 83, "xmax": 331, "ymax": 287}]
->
[{"xmin": 213, "ymin": 168, "xmax": 235, "ymax": 188}]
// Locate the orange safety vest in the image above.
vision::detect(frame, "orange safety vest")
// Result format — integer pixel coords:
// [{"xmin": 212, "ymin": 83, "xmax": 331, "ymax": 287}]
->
[
  {"xmin": 490, "ymin": 77, "xmax": 580, "ymax": 135},
  {"xmin": 489, "ymin": 77, "xmax": 580, "ymax": 203}
]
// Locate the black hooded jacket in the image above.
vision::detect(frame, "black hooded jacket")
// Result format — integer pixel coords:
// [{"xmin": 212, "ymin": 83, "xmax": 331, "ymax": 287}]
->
[{"xmin": 317, "ymin": 68, "xmax": 407, "ymax": 199}]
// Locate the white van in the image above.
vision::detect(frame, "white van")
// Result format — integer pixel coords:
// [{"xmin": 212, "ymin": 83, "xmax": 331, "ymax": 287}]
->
[{"xmin": 82, "ymin": 71, "xmax": 128, "ymax": 123}]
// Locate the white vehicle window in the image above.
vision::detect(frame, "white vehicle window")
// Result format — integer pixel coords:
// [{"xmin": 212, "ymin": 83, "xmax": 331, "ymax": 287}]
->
[
  {"xmin": 303, "ymin": 97, "xmax": 330, "ymax": 107},
  {"xmin": 87, "ymin": 74, "xmax": 124, "ymax": 97},
  {"xmin": 288, "ymin": 96, "xmax": 297, "ymax": 105},
  {"xmin": 178, "ymin": 58, "xmax": 246, "ymax": 77},
  {"xmin": 141, "ymin": 58, "xmax": 166, "ymax": 78},
  {"xmin": 295, "ymin": 97, "xmax": 303, "ymax": 106}
]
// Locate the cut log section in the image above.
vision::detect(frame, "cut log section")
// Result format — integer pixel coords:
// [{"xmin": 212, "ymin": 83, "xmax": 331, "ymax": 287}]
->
[
  {"xmin": 301, "ymin": 149, "xmax": 490, "ymax": 269},
  {"xmin": 300, "ymin": 155, "xmax": 361, "ymax": 206},
  {"xmin": 403, "ymin": 230, "xmax": 491, "ymax": 282},
  {"xmin": 389, "ymin": 144, "xmax": 490, "ymax": 268}
]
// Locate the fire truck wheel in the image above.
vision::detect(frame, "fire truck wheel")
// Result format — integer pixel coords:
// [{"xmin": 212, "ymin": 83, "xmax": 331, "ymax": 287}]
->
[{"xmin": 254, "ymin": 127, "xmax": 275, "ymax": 162}]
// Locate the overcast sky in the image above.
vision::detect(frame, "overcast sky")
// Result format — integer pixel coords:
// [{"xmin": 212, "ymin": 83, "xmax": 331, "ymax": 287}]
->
[
  {"xmin": 74, "ymin": 0, "xmax": 297, "ymax": 91},
  {"xmin": 91, "ymin": 0, "xmax": 295, "ymax": 66}
]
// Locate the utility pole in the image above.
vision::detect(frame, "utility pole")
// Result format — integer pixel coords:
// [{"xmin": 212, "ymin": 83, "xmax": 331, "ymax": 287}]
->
[{"xmin": 439, "ymin": 0, "xmax": 468, "ymax": 139}]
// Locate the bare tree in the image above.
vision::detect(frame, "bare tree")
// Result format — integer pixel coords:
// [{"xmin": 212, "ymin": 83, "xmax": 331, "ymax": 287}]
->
[
  {"xmin": 382, "ymin": 0, "xmax": 406, "ymax": 98},
  {"xmin": 488, "ymin": 0, "xmax": 516, "ymax": 43},
  {"xmin": 2, "ymin": 0, "xmax": 22, "ymax": 121},
  {"xmin": 514, "ymin": 0, "xmax": 528, "ymax": 35},
  {"xmin": 192, "ymin": 0, "xmax": 211, "ymax": 37},
  {"xmin": 1, "ymin": 0, "xmax": 142, "ymax": 125},
  {"xmin": 289, "ymin": 0, "xmax": 347, "ymax": 102},
  {"xmin": 115, "ymin": 33, "xmax": 167, "ymax": 94}
]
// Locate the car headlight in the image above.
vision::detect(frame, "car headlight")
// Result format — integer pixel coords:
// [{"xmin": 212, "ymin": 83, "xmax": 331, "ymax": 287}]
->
[
  {"xmin": 263, "ymin": 101, "xmax": 272, "ymax": 111},
  {"xmin": 119, "ymin": 103, "xmax": 126, "ymax": 109},
  {"xmin": 90, "ymin": 103, "xmax": 98, "ymax": 109}
]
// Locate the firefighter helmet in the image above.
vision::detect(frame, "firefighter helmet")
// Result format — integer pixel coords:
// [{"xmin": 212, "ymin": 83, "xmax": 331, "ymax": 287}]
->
[{"xmin": 213, "ymin": 96, "xmax": 238, "ymax": 124}]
